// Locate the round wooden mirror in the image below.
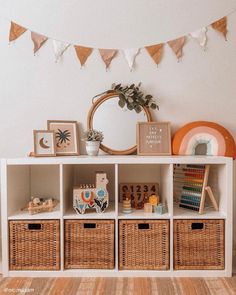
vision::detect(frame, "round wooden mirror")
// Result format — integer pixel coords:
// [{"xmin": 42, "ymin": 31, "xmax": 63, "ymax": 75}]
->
[{"xmin": 87, "ymin": 92, "xmax": 152, "ymax": 155}]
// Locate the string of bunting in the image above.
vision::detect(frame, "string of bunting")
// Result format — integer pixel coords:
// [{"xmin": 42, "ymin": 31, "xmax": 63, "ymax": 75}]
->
[{"xmin": 8, "ymin": 16, "xmax": 228, "ymax": 70}]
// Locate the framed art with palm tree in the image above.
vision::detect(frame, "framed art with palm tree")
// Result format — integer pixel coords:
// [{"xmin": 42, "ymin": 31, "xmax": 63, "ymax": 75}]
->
[{"xmin": 47, "ymin": 120, "xmax": 79, "ymax": 156}]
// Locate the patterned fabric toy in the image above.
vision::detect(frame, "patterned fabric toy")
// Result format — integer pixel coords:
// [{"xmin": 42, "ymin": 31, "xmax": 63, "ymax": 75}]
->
[{"xmin": 73, "ymin": 172, "xmax": 109, "ymax": 214}]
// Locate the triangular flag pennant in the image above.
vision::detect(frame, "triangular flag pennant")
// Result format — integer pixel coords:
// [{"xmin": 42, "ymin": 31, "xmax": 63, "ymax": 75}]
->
[
  {"xmin": 9, "ymin": 22, "xmax": 27, "ymax": 42},
  {"xmin": 211, "ymin": 17, "xmax": 227, "ymax": 40},
  {"xmin": 168, "ymin": 36, "xmax": 186, "ymax": 60},
  {"xmin": 99, "ymin": 49, "xmax": 117, "ymax": 69},
  {"xmin": 145, "ymin": 44, "xmax": 164, "ymax": 66},
  {"xmin": 123, "ymin": 48, "xmax": 140, "ymax": 71},
  {"xmin": 74, "ymin": 45, "xmax": 93, "ymax": 66},
  {"xmin": 31, "ymin": 32, "xmax": 48, "ymax": 54},
  {"xmin": 53, "ymin": 40, "xmax": 70, "ymax": 62},
  {"xmin": 190, "ymin": 27, "xmax": 207, "ymax": 49}
]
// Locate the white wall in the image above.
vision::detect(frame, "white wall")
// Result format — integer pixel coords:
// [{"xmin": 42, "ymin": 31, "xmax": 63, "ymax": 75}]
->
[{"xmin": 0, "ymin": 0, "xmax": 236, "ymax": 242}]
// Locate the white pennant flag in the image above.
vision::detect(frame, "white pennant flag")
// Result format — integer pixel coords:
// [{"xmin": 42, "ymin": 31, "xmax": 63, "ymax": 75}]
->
[
  {"xmin": 53, "ymin": 40, "xmax": 70, "ymax": 62},
  {"xmin": 190, "ymin": 27, "xmax": 207, "ymax": 49},
  {"xmin": 123, "ymin": 48, "xmax": 140, "ymax": 71}
]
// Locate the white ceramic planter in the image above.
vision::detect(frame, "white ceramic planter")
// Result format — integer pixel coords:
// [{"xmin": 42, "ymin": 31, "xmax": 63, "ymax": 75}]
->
[{"xmin": 85, "ymin": 141, "xmax": 100, "ymax": 156}]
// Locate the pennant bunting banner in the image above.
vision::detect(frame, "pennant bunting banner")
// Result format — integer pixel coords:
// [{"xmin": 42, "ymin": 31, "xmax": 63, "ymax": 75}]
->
[
  {"xmin": 123, "ymin": 48, "xmax": 140, "ymax": 71},
  {"xmin": 211, "ymin": 16, "xmax": 228, "ymax": 40},
  {"xmin": 4, "ymin": 13, "xmax": 233, "ymax": 69},
  {"xmin": 168, "ymin": 36, "xmax": 186, "ymax": 60},
  {"xmin": 190, "ymin": 27, "xmax": 207, "ymax": 49},
  {"xmin": 53, "ymin": 40, "xmax": 70, "ymax": 62},
  {"xmin": 99, "ymin": 49, "xmax": 117, "ymax": 69},
  {"xmin": 74, "ymin": 45, "xmax": 93, "ymax": 66},
  {"xmin": 145, "ymin": 44, "xmax": 164, "ymax": 66},
  {"xmin": 9, "ymin": 22, "xmax": 27, "ymax": 42},
  {"xmin": 31, "ymin": 32, "xmax": 48, "ymax": 54}
]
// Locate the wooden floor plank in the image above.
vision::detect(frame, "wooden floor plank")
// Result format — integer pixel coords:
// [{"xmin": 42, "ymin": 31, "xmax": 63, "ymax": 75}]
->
[
  {"xmin": 153, "ymin": 278, "xmax": 177, "ymax": 295},
  {"xmin": 0, "ymin": 276, "xmax": 236, "ymax": 295},
  {"xmin": 204, "ymin": 278, "xmax": 233, "ymax": 295}
]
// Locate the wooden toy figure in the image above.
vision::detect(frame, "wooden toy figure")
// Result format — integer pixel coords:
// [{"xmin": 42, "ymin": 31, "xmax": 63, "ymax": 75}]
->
[
  {"xmin": 73, "ymin": 172, "xmax": 109, "ymax": 214},
  {"xmin": 149, "ymin": 194, "xmax": 160, "ymax": 206},
  {"xmin": 144, "ymin": 203, "xmax": 152, "ymax": 213}
]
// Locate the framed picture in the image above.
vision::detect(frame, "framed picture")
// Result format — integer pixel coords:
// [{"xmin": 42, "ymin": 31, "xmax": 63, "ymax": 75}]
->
[
  {"xmin": 47, "ymin": 120, "xmax": 79, "ymax": 156},
  {"xmin": 137, "ymin": 122, "xmax": 171, "ymax": 155},
  {"xmin": 33, "ymin": 130, "xmax": 56, "ymax": 157}
]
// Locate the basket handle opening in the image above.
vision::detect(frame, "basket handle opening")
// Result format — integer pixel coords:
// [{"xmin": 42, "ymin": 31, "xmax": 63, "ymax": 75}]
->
[
  {"xmin": 191, "ymin": 222, "xmax": 204, "ymax": 230},
  {"xmin": 138, "ymin": 224, "xmax": 149, "ymax": 230},
  {"xmin": 84, "ymin": 223, "xmax": 96, "ymax": 229},
  {"xmin": 28, "ymin": 223, "xmax": 42, "ymax": 230}
]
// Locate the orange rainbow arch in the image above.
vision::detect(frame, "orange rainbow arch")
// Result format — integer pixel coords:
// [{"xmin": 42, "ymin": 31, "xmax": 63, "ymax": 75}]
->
[{"xmin": 172, "ymin": 121, "xmax": 236, "ymax": 159}]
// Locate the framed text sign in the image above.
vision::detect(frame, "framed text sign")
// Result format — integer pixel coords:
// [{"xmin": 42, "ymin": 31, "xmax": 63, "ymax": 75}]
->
[{"xmin": 137, "ymin": 122, "xmax": 171, "ymax": 155}]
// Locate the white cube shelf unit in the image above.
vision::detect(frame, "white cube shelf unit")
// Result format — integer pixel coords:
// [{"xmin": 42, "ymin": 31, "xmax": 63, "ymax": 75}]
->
[{"xmin": 1, "ymin": 155, "xmax": 233, "ymax": 277}]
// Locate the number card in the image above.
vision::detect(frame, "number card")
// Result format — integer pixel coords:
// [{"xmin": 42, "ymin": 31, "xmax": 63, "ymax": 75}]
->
[
  {"xmin": 137, "ymin": 122, "xmax": 171, "ymax": 155},
  {"xmin": 119, "ymin": 183, "xmax": 159, "ymax": 209}
]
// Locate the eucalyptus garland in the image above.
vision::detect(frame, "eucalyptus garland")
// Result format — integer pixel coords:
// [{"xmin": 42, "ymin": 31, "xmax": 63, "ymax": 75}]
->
[
  {"xmin": 93, "ymin": 83, "xmax": 159, "ymax": 114},
  {"xmin": 112, "ymin": 83, "xmax": 158, "ymax": 113}
]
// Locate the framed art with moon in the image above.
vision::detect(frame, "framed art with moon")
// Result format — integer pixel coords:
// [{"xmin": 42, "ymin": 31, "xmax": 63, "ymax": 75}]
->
[
  {"xmin": 33, "ymin": 130, "xmax": 56, "ymax": 157},
  {"xmin": 47, "ymin": 120, "xmax": 79, "ymax": 156}
]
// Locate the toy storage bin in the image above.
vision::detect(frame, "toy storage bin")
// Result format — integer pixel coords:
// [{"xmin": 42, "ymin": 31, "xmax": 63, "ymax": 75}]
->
[
  {"xmin": 64, "ymin": 219, "xmax": 115, "ymax": 269},
  {"xmin": 119, "ymin": 219, "xmax": 170, "ymax": 270},
  {"xmin": 9, "ymin": 220, "xmax": 60, "ymax": 270},
  {"xmin": 174, "ymin": 219, "xmax": 225, "ymax": 270}
]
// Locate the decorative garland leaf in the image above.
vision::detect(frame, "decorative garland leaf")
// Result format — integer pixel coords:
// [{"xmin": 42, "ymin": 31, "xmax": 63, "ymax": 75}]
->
[
  {"xmin": 118, "ymin": 98, "xmax": 125, "ymax": 108},
  {"xmin": 127, "ymin": 103, "xmax": 134, "ymax": 110},
  {"xmin": 150, "ymin": 103, "xmax": 157, "ymax": 109},
  {"xmin": 135, "ymin": 105, "xmax": 142, "ymax": 113}
]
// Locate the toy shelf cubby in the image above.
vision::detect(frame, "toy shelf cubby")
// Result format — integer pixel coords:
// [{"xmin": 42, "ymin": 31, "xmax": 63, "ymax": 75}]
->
[
  {"xmin": 118, "ymin": 164, "xmax": 172, "ymax": 219},
  {"xmin": 63, "ymin": 164, "xmax": 116, "ymax": 219},
  {"xmin": 6, "ymin": 164, "xmax": 61, "ymax": 220},
  {"xmin": 173, "ymin": 164, "xmax": 228, "ymax": 219},
  {"xmin": 1, "ymin": 155, "xmax": 233, "ymax": 277}
]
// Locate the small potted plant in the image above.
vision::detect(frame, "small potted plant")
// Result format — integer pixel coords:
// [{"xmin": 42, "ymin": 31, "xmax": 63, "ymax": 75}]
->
[{"xmin": 83, "ymin": 129, "xmax": 104, "ymax": 156}]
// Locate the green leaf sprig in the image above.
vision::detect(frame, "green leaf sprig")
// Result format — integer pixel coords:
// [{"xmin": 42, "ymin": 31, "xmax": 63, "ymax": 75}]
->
[{"xmin": 111, "ymin": 82, "xmax": 159, "ymax": 113}]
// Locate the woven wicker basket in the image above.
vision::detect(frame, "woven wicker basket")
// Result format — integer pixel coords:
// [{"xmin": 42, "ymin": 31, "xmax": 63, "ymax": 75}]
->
[
  {"xmin": 64, "ymin": 219, "xmax": 115, "ymax": 269},
  {"xmin": 9, "ymin": 220, "xmax": 60, "ymax": 270},
  {"xmin": 119, "ymin": 219, "xmax": 169, "ymax": 270},
  {"xmin": 174, "ymin": 219, "xmax": 225, "ymax": 270}
]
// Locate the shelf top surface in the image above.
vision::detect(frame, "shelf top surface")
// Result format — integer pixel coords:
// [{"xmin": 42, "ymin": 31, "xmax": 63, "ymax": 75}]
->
[{"xmin": 2, "ymin": 155, "xmax": 232, "ymax": 165}]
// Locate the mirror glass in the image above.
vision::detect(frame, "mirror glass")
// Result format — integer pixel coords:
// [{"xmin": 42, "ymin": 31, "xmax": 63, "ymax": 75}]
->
[{"xmin": 92, "ymin": 96, "xmax": 148, "ymax": 151}]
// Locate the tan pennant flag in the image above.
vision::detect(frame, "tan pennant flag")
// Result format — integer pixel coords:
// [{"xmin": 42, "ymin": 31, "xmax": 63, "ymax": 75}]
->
[
  {"xmin": 145, "ymin": 44, "xmax": 164, "ymax": 66},
  {"xmin": 9, "ymin": 22, "xmax": 27, "ymax": 42},
  {"xmin": 211, "ymin": 17, "xmax": 227, "ymax": 40},
  {"xmin": 168, "ymin": 36, "xmax": 186, "ymax": 60},
  {"xmin": 74, "ymin": 45, "xmax": 93, "ymax": 66},
  {"xmin": 31, "ymin": 32, "xmax": 48, "ymax": 54},
  {"xmin": 99, "ymin": 49, "xmax": 117, "ymax": 69}
]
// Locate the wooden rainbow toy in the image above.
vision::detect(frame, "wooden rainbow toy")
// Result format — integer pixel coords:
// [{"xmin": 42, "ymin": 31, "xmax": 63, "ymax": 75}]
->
[{"xmin": 172, "ymin": 121, "xmax": 236, "ymax": 159}]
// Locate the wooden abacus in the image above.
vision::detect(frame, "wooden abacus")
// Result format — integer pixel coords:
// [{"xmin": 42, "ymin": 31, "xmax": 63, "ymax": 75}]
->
[{"xmin": 173, "ymin": 164, "xmax": 218, "ymax": 214}]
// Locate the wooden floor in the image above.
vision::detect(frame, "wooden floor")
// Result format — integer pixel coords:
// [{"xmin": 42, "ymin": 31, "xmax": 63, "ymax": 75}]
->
[{"xmin": 0, "ymin": 276, "xmax": 236, "ymax": 295}]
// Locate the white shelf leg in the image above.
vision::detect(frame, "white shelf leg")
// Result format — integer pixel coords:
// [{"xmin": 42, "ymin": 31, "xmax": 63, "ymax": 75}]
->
[{"xmin": 1, "ymin": 160, "xmax": 9, "ymax": 276}]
